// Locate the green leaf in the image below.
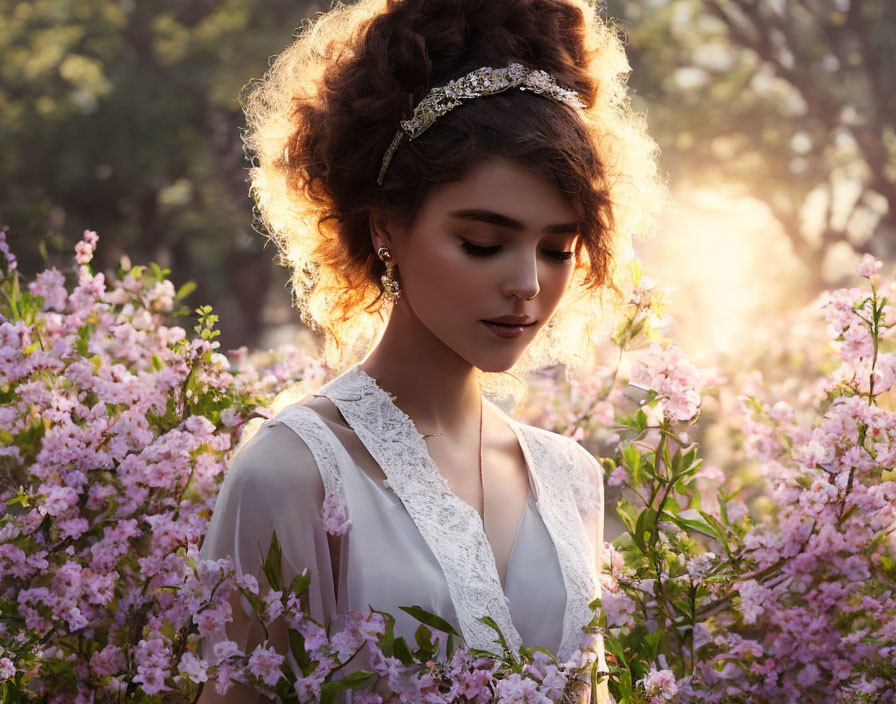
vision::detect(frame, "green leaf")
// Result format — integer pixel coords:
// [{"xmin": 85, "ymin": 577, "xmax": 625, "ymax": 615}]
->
[
  {"xmin": 392, "ymin": 636, "xmax": 414, "ymax": 665},
  {"xmin": 635, "ymin": 507, "xmax": 657, "ymax": 551},
  {"xmin": 288, "ymin": 629, "xmax": 312, "ymax": 677},
  {"xmin": 175, "ymin": 280, "xmax": 197, "ymax": 301},
  {"xmin": 670, "ymin": 514, "xmax": 719, "ymax": 540},
  {"xmin": 319, "ymin": 671, "xmax": 377, "ymax": 704},
  {"xmin": 479, "ymin": 615, "xmax": 510, "ymax": 654},
  {"xmin": 616, "ymin": 498, "xmax": 640, "ymax": 539},
  {"xmin": 590, "ymin": 657, "xmax": 602, "ymax": 704},
  {"xmin": 635, "ymin": 408, "xmax": 648, "ymax": 432},
  {"xmin": 241, "ymin": 588, "xmax": 264, "ymax": 615},
  {"xmin": 262, "ymin": 531, "xmax": 283, "ymax": 592},
  {"xmin": 603, "ymin": 633, "xmax": 629, "ymax": 669},
  {"xmin": 644, "ymin": 629, "xmax": 662, "ymax": 660},
  {"xmin": 373, "ymin": 608, "xmax": 396, "ymax": 657},
  {"xmin": 414, "ymin": 624, "xmax": 435, "ymax": 660},
  {"xmin": 620, "ymin": 444, "xmax": 643, "ymax": 483},
  {"xmin": 618, "ymin": 667, "xmax": 633, "ymax": 697},
  {"xmin": 290, "ymin": 571, "xmax": 311, "ymax": 601},
  {"xmin": 398, "ymin": 605, "xmax": 460, "ymax": 636}
]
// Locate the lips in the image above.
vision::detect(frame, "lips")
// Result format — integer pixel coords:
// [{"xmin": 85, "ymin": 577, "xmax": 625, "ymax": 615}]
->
[
  {"xmin": 481, "ymin": 319, "xmax": 536, "ymax": 340},
  {"xmin": 483, "ymin": 320, "xmax": 536, "ymax": 327},
  {"xmin": 483, "ymin": 315, "xmax": 536, "ymax": 326}
]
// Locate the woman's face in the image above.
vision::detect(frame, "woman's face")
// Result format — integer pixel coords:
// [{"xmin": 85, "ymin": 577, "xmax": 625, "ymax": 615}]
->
[{"xmin": 377, "ymin": 157, "xmax": 580, "ymax": 373}]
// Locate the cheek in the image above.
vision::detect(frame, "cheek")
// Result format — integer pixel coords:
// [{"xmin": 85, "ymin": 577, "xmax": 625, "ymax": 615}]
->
[
  {"xmin": 402, "ymin": 247, "xmax": 483, "ymax": 308},
  {"xmin": 540, "ymin": 264, "xmax": 575, "ymax": 306}
]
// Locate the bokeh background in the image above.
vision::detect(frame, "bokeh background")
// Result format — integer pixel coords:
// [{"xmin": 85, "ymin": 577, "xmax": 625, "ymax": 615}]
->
[{"xmin": 1, "ymin": 0, "xmax": 893, "ymax": 370}]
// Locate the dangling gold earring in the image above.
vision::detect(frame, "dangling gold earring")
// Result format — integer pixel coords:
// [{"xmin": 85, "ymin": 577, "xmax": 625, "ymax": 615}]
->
[{"xmin": 377, "ymin": 246, "xmax": 401, "ymax": 303}]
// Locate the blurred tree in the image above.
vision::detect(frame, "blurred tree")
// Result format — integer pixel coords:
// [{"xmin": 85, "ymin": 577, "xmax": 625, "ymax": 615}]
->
[
  {"xmin": 610, "ymin": 0, "xmax": 895, "ymax": 291},
  {"xmin": 0, "ymin": 0, "xmax": 323, "ymax": 349}
]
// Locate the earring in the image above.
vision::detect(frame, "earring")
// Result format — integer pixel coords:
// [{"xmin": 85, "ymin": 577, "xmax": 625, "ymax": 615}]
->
[{"xmin": 377, "ymin": 246, "xmax": 401, "ymax": 303}]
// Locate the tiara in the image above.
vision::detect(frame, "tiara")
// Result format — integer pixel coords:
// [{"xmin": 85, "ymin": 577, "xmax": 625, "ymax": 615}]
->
[{"xmin": 376, "ymin": 62, "xmax": 586, "ymax": 186}]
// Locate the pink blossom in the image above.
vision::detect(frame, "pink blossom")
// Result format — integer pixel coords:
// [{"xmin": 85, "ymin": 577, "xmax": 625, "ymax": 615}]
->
[
  {"xmin": 36, "ymin": 484, "xmax": 79, "ymax": 517},
  {"xmin": 74, "ymin": 230, "xmax": 98, "ymax": 265},
  {"xmin": 147, "ymin": 280, "xmax": 175, "ymax": 312},
  {"xmin": 90, "ymin": 645, "xmax": 125, "ymax": 677},
  {"xmin": 177, "ymin": 651, "xmax": 208, "ymax": 684},
  {"xmin": 631, "ymin": 343, "xmax": 703, "ymax": 422},
  {"xmin": 726, "ymin": 500, "xmax": 749, "ymax": 524},
  {"xmin": 0, "ymin": 658, "xmax": 16, "ymax": 681},
  {"xmin": 134, "ymin": 664, "xmax": 172, "ymax": 696},
  {"xmin": 211, "ymin": 639, "xmax": 240, "ymax": 665},
  {"xmin": 247, "ymin": 644, "xmax": 284, "ymax": 687},
  {"xmin": 796, "ymin": 663, "xmax": 820, "ymax": 687},
  {"xmin": 447, "ymin": 664, "xmax": 493, "ymax": 702},
  {"xmin": 640, "ymin": 666, "xmax": 678, "ymax": 701},
  {"xmin": 28, "ymin": 267, "xmax": 68, "ymax": 312},
  {"xmin": 601, "ymin": 589, "xmax": 636, "ymax": 628},
  {"xmin": 494, "ymin": 672, "xmax": 552, "ymax": 703},
  {"xmin": 263, "ymin": 590, "xmax": 284, "ymax": 623},
  {"xmin": 321, "ymin": 492, "xmax": 352, "ymax": 535},
  {"xmin": 840, "ymin": 555, "xmax": 870, "ymax": 582},
  {"xmin": 213, "ymin": 661, "xmax": 240, "ymax": 695},
  {"xmin": 235, "ymin": 572, "xmax": 259, "ymax": 595},
  {"xmin": 736, "ymin": 579, "xmax": 769, "ymax": 625},
  {"xmin": 686, "ymin": 552, "xmax": 716, "ymax": 581},
  {"xmin": 607, "ymin": 466, "xmax": 628, "ymax": 486},
  {"xmin": 857, "ymin": 253, "xmax": 883, "ymax": 278},
  {"xmin": 293, "ymin": 663, "xmax": 328, "ymax": 702},
  {"xmin": 193, "ymin": 601, "xmax": 232, "ymax": 637},
  {"xmin": 0, "ymin": 230, "xmax": 17, "ymax": 271},
  {"xmin": 369, "ymin": 648, "xmax": 412, "ymax": 695}
]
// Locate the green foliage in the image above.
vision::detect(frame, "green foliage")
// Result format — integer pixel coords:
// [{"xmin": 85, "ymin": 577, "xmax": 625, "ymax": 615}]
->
[{"xmin": 0, "ymin": 0, "xmax": 313, "ymax": 336}]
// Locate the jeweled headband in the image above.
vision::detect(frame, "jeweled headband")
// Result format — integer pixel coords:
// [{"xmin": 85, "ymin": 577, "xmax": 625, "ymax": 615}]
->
[{"xmin": 376, "ymin": 62, "xmax": 587, "ymax": 186}]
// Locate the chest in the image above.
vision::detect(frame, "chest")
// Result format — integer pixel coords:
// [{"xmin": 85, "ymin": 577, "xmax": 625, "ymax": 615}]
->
[{"xmin": 428, "ymin": 430, "xmax": 531, "ymax": 588}]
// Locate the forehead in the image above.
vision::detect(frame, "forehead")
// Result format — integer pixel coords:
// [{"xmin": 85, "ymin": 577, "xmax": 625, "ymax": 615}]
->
[{"xmin": 414, "ymin": 157, "xmax": 578, "ymax": 229}]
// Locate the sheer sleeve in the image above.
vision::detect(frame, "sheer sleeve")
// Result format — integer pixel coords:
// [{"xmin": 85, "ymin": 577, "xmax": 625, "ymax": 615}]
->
[{"xmin": 197, "ymin": 419, "xmax": 339, "ymax": 672}]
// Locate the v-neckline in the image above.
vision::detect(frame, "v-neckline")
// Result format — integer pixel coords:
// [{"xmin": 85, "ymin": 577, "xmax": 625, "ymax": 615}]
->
[
  {"xmin": 316, "ymin": 363, "xmax": 530, "ymax": 653},
  {"xmin": 276, "ymin": 366, "xmax": 601, "ymax": 661},
  {"xmin": 352, "ymin": 455, "xmax": 531, "ymax": 592},
  {"xmin": 501, "ymin": 488, "xmax": 531, "ymax": 591},
  {"xmin": 351, "ymin": 365, "xmax": 537, "ymax": 593}
]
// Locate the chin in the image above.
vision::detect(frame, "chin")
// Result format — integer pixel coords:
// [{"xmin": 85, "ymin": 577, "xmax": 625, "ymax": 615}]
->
[{"xmin": 472, "ymin": 353, "xmax": 525, "ymax": 375}]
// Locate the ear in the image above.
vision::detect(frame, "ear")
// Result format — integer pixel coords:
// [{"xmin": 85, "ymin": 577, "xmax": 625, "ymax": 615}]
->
[{"xmin": 369, "ymin": 208, "xmax": 403, "ymax": 258}]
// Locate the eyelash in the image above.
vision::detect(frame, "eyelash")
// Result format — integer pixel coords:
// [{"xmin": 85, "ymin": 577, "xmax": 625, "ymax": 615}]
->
[{"xmin": 460, "ymin": 240, "xmax": 574, "ymax": 262}]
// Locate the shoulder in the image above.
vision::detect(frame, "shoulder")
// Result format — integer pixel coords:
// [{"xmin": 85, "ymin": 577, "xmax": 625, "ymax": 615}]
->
[{"xmin": 225, "ymin": 413, "xmax": 325, "ymax": 504}]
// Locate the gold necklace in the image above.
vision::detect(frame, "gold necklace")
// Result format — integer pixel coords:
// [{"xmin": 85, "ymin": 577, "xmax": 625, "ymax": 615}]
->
[{"xmin": 422, "ymin": 397, "xmax": 485, "ymax": 523}]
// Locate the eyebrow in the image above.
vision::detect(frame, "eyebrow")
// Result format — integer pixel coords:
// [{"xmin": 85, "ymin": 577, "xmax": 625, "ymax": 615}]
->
[{"xmin": 448, "ymin": 208, "xmax": 580, "ymax": 235}]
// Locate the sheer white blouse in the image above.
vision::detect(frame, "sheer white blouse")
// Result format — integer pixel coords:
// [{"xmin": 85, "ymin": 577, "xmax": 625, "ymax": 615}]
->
[{"xmin": 198, "ymin": 364, "xmax": 607, "ymax": 698}]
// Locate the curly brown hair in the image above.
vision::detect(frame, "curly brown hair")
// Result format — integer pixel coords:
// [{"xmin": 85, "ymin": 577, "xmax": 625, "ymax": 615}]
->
[{"xmin": 243, "ymin": 0, "xmax": 666, "ymax": 395}]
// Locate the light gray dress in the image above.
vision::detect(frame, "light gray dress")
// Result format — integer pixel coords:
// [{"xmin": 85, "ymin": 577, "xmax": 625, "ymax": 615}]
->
[{"xmin": 198, "ymin": 364, "xmax": 607, "ymax": 696}]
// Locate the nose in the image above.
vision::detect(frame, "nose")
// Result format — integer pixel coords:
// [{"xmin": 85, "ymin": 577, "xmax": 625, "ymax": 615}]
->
[{"xmin": 503, "ymin": 250, "xmax": 540, "ymax": 301}]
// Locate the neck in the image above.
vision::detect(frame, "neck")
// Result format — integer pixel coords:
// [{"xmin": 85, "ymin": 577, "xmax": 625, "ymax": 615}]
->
[{"xmin": 359, "ymin": 302, "xmax": 482, "ymax": 437}]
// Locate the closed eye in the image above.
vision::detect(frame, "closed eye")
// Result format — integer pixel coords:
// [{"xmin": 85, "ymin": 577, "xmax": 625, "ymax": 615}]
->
[{"xmin": 460, "ymin": 240, "xmax": 573, "ymax": 262}]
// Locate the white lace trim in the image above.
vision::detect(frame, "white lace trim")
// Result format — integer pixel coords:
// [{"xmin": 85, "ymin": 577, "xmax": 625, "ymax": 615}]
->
[
  {"xmin": 266, "ymin": 405, "xmax": 349, "ymax": 532},
  {"xmin": 316, "ymin": 365, "xmax": 521, "ymax": 654},
  {"xmin": 510, "ymin": 423, "xmax": 599, "ymax": 661},
  {"xmin": 314, "ymin": 364, "xmax": 600, "ymax": 661}
]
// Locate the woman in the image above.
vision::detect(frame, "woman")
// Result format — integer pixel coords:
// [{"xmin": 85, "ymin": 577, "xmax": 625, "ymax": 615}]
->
[{"xmin": 198, "ymin": 0, "xmax": 664, "ymax": 700}]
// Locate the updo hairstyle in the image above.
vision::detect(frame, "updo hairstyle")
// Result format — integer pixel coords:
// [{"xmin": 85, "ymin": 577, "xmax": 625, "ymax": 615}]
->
[{"xmin": 243, "ymin": 0, "xmax": 666, "ymax": 400}]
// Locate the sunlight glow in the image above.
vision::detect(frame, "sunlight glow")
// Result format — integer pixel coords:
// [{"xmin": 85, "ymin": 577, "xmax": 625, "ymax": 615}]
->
[{"xmin": 634, "ymin": 187, "xmax": 809, "ymax": 367}]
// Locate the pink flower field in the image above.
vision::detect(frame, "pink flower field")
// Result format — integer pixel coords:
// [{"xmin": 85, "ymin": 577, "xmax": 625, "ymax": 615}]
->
[{"xmin": 0, "ymin": 231, "xmax": 894, "ymax": 703}]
